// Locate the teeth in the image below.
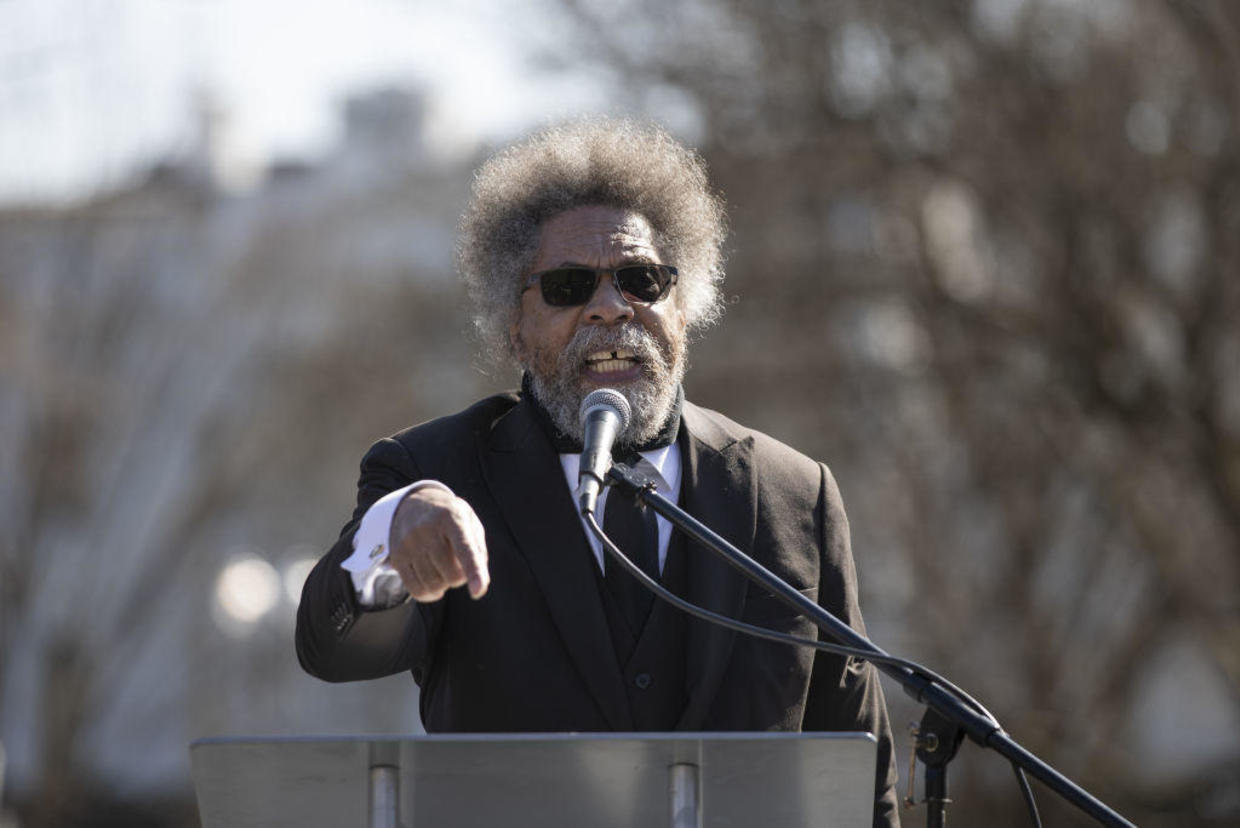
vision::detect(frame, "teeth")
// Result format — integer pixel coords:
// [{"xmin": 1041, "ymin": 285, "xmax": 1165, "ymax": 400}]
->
[
  {"xmin": 586, "ymin": 349, "xmax": 636, "ymax": 362},
  {"xmin": 590, "ymin": 359, "xmax": 635, "ymax": 374}
]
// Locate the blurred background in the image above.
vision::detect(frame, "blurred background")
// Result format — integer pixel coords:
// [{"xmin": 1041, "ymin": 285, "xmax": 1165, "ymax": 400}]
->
[{"xmin": 2, "ymin": 0, "xmax": 1238, "ymax": 826}]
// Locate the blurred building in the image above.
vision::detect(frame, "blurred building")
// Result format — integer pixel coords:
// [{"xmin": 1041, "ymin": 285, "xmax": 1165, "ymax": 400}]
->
[{"xmin": 0, "ymin": 84, "xmax": 498, "ymax": 826}]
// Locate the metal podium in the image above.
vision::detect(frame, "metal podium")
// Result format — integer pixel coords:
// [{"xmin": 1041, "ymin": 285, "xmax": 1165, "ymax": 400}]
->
[{"xmin": 191, "ymin": 733, "xmax": 878, "ymax": 828}]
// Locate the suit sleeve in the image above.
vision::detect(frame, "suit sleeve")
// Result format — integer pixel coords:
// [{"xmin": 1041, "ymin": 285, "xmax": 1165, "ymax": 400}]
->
[
  {"xmin": 802, "ymin": 463, "xmax": 902, "ymax": 828},
  {"xmin": 295, "ymin": 436, "xmax": 445, "ymax": 683}
]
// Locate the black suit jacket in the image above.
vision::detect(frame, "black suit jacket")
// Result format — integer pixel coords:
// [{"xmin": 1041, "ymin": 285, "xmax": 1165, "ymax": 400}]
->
[{"xmin": 297, "ymin": 392, "xmax": 900, "ymax": 826}]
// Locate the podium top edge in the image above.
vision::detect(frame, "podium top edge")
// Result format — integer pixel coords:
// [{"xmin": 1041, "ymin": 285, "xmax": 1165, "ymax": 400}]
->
[{"xmin": 190, "ymin": 731, "xmax": 878, "ymax": 750}]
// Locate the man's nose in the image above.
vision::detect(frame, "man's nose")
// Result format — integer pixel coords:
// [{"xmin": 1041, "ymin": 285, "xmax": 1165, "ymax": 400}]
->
[{"xmin": 582, "ymin": 273, "xmax": 634, "ymax": 325}]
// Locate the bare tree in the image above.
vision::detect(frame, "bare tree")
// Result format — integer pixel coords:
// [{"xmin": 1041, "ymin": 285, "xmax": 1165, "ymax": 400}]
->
[{"xmin": 550, "ymin": 1, "xmax": 1240, "ymax": 825}]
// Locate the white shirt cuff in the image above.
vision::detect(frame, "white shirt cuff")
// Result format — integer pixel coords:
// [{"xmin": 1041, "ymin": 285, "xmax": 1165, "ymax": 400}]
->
[{"xmin": 341, "ymin": 480, "xmax": 455, "ymax": 608}]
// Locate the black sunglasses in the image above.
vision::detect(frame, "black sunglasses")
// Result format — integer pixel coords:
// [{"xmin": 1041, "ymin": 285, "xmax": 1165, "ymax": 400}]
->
[{"xmin": 523, "ymin": 264, "xmax": 678, "ymax": 307}]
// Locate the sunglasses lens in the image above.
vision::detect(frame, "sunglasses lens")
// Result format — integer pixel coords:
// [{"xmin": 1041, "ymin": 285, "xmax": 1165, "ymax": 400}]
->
[
  {"xmin": 615, "ymin": 265, "xmax": 674, "ymax": 303},
  {"xmin": 539, "ymin": 269, "xmax": 598, "ymax": 306},
  {"xmin": 534, "ymin": 265, "xmax": 676, "ymax": 306}
]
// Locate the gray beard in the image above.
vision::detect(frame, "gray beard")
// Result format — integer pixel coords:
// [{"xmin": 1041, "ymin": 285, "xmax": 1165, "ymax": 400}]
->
[{"xmin": 525, "ymin": 323, "xmax": 684, "ymax": 449}]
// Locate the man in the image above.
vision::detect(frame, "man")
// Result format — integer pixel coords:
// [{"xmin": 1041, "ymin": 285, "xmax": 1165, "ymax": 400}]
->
[{"xmin": 296, "ymin": 119, "xmax": 900, "ymax": 826}]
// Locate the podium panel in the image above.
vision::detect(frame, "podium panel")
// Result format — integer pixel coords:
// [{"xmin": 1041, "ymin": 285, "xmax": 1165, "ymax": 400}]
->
[{"xmin": 191, "ymin": 732, "xmax": 877, "ymax": 828}]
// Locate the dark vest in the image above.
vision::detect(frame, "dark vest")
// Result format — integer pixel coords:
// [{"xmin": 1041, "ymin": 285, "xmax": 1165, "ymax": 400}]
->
[{"xmin": 592, "ymin": 530, "xmax": 690, "ymax": 730}]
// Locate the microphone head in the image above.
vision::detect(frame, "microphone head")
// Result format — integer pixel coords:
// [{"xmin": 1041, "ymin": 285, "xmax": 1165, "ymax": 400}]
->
[{"xmin": 579, "ymin": 387, "xmax": 631, "ymax": 431}]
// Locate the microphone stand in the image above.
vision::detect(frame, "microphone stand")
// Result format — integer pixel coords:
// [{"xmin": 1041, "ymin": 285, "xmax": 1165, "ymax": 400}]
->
[{"xmin": 603, "ymin": 463, "xmax": 1135, "ymax": 828}]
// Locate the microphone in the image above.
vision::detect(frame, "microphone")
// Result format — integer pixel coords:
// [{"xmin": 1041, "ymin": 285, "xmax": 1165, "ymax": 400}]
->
[{"xmin": 575, "ymin": 388, "xmax": 631, "ymax": 515}]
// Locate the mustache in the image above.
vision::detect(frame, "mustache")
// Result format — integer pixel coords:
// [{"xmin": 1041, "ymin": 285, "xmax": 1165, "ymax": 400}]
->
[{"xmin": 561, "ymin": 323, "xmax": 664, "ymax": 365}]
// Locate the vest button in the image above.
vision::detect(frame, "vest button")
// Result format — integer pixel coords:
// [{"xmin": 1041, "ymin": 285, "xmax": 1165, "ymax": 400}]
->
[{"xmin": 634, "ymin": 672, "xmax": 652, "ymax": 690}]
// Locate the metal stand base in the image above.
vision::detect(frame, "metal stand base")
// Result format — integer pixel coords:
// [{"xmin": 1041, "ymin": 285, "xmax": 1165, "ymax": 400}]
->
[
  {"xmin": 669, "ymin": 763, "xmax": 701, "ymax": 828},
  {"xmin": 367, "ymin": 735, "xmax": 402, "ymax": 828}
]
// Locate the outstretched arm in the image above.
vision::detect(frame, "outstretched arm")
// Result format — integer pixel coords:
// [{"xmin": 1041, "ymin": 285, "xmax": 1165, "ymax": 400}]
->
[{"xmin": 294, "ymin": 437, "xmax": 488, "ymax": 683}]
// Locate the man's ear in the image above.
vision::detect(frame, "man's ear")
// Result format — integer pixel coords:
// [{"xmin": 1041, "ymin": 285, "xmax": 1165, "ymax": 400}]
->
[
  {"xmin": 507, "ymin": 316, "xmax": 524, "ymax": 362},
  {"xmin": 673, "ymin": 298, "xmax": 688, "ymax": 332}
]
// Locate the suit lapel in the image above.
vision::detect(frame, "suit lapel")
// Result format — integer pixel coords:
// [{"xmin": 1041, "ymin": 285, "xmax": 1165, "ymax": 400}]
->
[
  {"xmin": 676, "ymin": 403, "xmax": 755, "ymax": 730},
  {"xmin": 480, "ymin": 399, "xmax": 634, "ymax": 731}
]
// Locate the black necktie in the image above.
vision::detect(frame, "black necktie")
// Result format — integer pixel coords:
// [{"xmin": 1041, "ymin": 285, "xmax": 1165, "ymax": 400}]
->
[{"xmin": 602, "ymin": 455, "xmax": 659, "ymax": 635}]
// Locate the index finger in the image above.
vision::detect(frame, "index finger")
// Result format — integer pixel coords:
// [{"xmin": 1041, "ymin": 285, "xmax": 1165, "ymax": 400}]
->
[{"xmin": 456, "ymin": 506, "xmax": 489, "ymax": 599}]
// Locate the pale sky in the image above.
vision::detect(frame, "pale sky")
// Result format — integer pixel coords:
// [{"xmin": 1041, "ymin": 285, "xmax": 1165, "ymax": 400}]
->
[{"xmin": 0, "ymin": 0, "xmax": 620, "ymax": 204}]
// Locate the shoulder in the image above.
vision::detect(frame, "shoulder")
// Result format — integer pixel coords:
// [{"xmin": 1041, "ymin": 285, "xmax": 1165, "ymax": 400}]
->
[
  {"xmin": 683, "ymin": 399, "xmax": 849, "ymax": 529},
  {"xmin": 388, "ymin": 391, "xmax": 520, "ymax": 448},
  {"xmin": 683, "ymin": 400, "xmax": 824, "ymax": 484},
  {"xmin": 684, "ymin": 400, "xmax": 854, "ymax": 581},
  {"xmin": 386, "ymin": 391, "xmax": 523, "ymax": 468},
  {"xmin": 343, "ymin": 392, "xmax": 519, "ymax": 519}
]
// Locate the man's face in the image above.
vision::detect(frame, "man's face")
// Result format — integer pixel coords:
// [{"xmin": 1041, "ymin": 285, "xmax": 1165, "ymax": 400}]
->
[{"xmin": 509, "ymin": 205, "xmax": 689, "ymax": 446}]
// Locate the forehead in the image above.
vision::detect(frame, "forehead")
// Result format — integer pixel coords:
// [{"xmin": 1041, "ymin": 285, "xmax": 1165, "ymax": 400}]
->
[{"xmin": 531, "ymin": 205, "xmax": 661, "ymax": 271}]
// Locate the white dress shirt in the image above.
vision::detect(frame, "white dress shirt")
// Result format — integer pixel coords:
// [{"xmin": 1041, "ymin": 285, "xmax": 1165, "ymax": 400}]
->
[{"xmin": 340, "ymin": 445, "xmax": 683, "ymax": 608}]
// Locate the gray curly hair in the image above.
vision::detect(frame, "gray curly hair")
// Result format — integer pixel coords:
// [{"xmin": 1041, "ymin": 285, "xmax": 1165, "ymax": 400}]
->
[{"xmin": 457, "ymin": 117, "xmax": 728, "ymax": 361}]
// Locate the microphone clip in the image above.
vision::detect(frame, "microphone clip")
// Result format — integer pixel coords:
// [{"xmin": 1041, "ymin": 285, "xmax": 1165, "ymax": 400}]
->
[{"xmin": 605, "ymin": 462, "xmax": 660, "ymax": 509}]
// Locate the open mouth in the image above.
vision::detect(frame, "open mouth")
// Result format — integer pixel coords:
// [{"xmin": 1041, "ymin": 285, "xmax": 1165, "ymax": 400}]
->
[{"xmin": 584, "ymin": 349, "xmax": 639, "ymax": 375}]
